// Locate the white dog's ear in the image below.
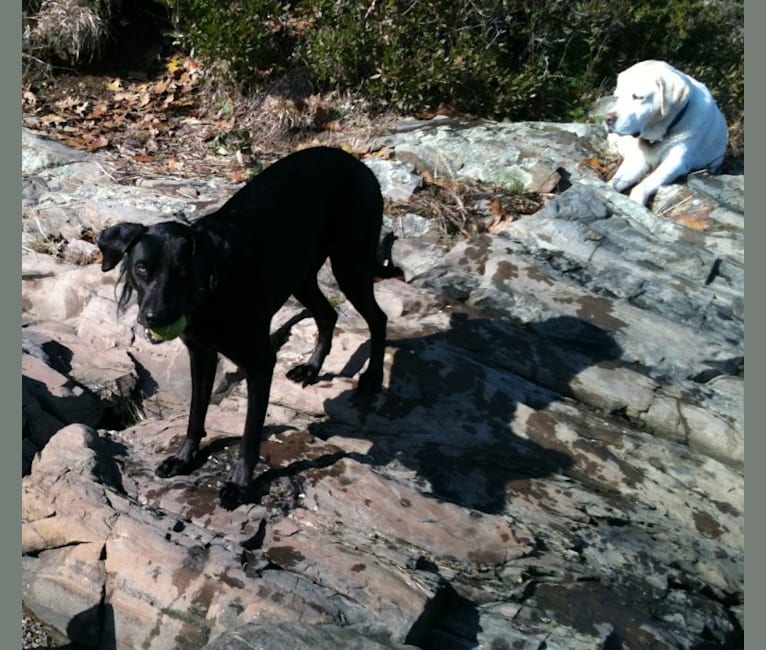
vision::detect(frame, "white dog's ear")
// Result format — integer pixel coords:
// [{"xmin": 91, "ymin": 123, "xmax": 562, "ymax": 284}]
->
[
  {"xmin": 639, "ymin": 69, "xmax": 691, "ymax": 142},
  {"xmin": 657, "ymin": 73, "xmax": 690, "ymax": 118}
]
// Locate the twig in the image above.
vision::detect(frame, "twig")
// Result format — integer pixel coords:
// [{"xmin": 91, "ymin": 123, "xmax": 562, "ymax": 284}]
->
[{"xmin": 657, "ymin": 194, "xmax": 693, "ymax": 218}]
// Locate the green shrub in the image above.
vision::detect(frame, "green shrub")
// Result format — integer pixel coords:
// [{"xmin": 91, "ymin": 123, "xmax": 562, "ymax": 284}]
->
[
  {"xmin": 297, "ymin": 0, "xmax": 744, "ymax": 119},
  {"xmin": 300, "ymin": 1, "xmax": 518, "ymax": 114},
  {"xmin": 164, "ymin": 1, "xmax": 298, "ymax": 85},
  {"xmin": 160, "ymin": 1, "xmax": 746, "ymax": 122}
]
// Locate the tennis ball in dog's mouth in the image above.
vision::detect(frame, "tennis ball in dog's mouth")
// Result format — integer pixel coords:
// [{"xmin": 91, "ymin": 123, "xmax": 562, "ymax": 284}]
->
[{"xmin": 148, "ymin": 315, "xmax": 188, "ymax": 342}]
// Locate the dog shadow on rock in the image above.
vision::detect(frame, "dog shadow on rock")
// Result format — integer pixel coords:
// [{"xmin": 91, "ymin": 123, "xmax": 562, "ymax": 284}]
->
[
  {"xmin": 310, "ymin": 313, "xmax": 623, "ymax": 515},
  {"xmin": 137, "ymin": 311, "xmax": 621, "ymax": 520}
]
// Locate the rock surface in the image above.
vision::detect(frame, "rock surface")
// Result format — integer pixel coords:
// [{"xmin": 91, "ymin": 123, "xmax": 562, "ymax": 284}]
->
[{"xmin": 21, "ymin": 122, "xmax": 744, "ymax": 649}]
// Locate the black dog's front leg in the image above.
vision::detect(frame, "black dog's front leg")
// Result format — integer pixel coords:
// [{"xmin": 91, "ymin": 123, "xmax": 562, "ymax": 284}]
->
[
  {"xmin": 218, "ymin": 335, "xmax": 276, "ymax": 510},
  {"xmin": 156, "ymin": 343, "xmax": 218, "ymax": 477}
]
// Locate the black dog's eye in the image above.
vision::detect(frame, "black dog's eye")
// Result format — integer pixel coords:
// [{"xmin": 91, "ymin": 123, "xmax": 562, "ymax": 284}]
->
[{"xmin": 134, "ymin": 262, "xmax": 149, "ymax": 278}]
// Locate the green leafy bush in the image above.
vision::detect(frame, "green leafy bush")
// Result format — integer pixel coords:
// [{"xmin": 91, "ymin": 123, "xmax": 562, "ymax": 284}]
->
[
  {"xmin": 164, "ymin": 1, "xmax": 298, "ymax": 84},
  {"xmin": 163, "ymin": 0, "xmax": 745, "ymax": 122}
]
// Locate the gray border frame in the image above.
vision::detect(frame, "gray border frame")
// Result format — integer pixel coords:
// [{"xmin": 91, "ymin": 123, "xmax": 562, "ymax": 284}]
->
[
  {"xmin": 744, "ymin": 2, "xmax": 756, "ymax": 648},
  {"xmin": 11, "ymin": 2, "xmax": 23, "ymax": 647}
]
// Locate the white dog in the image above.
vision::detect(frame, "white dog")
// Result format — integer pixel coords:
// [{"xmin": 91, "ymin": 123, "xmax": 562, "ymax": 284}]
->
[{"xmin": 604, "ymin": 60, "xmax": 728, "ymax": 206}]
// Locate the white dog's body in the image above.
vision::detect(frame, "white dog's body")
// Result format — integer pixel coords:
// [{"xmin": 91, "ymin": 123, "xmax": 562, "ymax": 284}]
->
[{"xmin": 605, "ymin": 60, "xmax": 728, "ymax": 206}]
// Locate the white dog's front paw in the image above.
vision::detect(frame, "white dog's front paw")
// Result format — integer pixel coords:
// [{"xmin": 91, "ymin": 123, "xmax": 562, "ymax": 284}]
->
[
  {"xmin": 609, "ymin": 175, "xmax": 629, "ymax": 193},
  {"xmin": 609, "ymin": 158, "xmax": 650, "ymax": 194},
  {"xmin": 628, "ymin": 184, "xmax": 651, "ymax": 206}
]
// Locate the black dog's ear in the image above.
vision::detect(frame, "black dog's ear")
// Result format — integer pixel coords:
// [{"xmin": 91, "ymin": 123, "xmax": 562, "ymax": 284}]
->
[{"xmin": 97, "ymin": 222, "xmax": 147, "ymax": 271}]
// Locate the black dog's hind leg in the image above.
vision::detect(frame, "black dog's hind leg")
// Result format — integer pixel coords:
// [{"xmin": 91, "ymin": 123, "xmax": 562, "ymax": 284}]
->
[
  {"xmin": 156, "ymin": 343, "xmax": 217, "ymax": 477},
  {"xmin": 219, "ymin": 330, "xmax": 276, "ymax": 510},
  {"xmin": 286, "ymin": 276, "xmax": 338, "ymax": 386},
  {"xmin": 332, "ymin": 260, "xmax": 387, "ymax": 394}
]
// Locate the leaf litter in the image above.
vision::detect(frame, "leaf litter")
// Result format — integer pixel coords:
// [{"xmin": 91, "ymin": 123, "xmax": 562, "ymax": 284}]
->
[{"xmin": 22, "ymin": 55, "xmax": 545, "ymax": 234}]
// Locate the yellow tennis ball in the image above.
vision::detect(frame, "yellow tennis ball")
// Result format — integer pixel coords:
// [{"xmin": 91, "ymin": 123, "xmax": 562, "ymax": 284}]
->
[{"xmin": 149, "ymin": 315, "xmax": 188, "ymax": 341}]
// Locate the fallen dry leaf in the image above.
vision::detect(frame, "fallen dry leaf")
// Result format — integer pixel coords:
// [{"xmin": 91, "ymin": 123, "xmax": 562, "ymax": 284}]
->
[
  {"xmin": 166, "ymin": 54, "xmax": 183, "ymax": 74},
  {"xmin": 670, "ymin": 210, "xmax": 711, "ymax": 231},
  {"xmin": 86, "ymin": 103, "xmax": 109, "ymax": 120},
  {"xmin": 113, "ymin": 91, "xmax": 139, "ymax": 103},
  {"xmin": 319, "ymin": 120, "xmax": 343, "ymax": 132},
  {"xmin": 40, "ymin": 113, "xmax": 66, "ymax": 125},
  {"xmin": 22, "ymin": 90, "xmax": 37, "ymax": 108},
  {"xmin": 581, "ymin": 156, "xmax": 610, "ymax": 173},
  {"xmin": 102, "ymin": 113, "xmax": 127, "ymax": 129},
  {"xmin": 182, "ymin": 57, "xmax": 201, "ymax": 72},
  {"xmin": 54, "ymin": 97, "xmax": 79, "ymax": 111},
  {"xmin": 63, "ymin": 134, "xmax": 109, "ymax": 151},
  {"xmin": 152, "ymin": 79, "xmax": 170, "ymax": 95},
  {"xmin": 105, "ymin": 78, "xmax": 124, "ymax": 92}
]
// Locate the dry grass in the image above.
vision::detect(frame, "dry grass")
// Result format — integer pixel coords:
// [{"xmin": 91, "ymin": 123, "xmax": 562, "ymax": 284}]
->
[
  {"xmin": 386, "ymin": 174, "xmax": 545, "ymax": 242},
  {"xmin": 29, "ymin": 0, "xmax": 112, "ymax": 64},
  {"xmin": 189, "ymin": 64, "xmax": 395, "ymax": 160},
  {"xmin": 22, "ymin": 229, "xmax": 65, "ymax": 259}
]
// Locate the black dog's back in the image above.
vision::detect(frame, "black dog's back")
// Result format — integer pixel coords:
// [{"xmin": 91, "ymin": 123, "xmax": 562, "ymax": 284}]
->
[
  {"xmin": 217, "ymin": 146, "xmax": 383, "ymax": 227},
  {"xmin": 195, "ymin": 147, "xmax": 384, "ymax": 311}
]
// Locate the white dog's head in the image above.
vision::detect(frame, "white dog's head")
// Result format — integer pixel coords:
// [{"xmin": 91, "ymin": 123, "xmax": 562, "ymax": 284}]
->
[{"xmin": 604, "ymin": 60, "xmax": 690, "ymax": 143}]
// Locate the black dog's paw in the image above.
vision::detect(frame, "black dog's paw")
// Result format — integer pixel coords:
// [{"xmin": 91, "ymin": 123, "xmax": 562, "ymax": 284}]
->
[
  {"xmin": 286, "ymin": 363, "xmax": 319, "ymax": 386},
  {"xmin": 156, "ymin": 456, "xmax": 193, "ymax": 478},
  {"xmin": 356, "ymin": 369, "xmax": 383, "ymax": 395},
  {"xmin": 219, "ymin": 482, "xmax": 246, "ymax": 511}
]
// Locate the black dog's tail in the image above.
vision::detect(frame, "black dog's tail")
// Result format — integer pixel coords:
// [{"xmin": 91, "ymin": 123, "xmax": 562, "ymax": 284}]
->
[{"xmin": 374, "ymin": 232, "xmax": 404, "ymax": 280}]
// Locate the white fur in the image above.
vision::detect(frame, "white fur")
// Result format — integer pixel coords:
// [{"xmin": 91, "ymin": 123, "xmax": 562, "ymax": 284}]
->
[{"xmin": 604, "ymin": 60, "xmax": 728, "ymax": 206}]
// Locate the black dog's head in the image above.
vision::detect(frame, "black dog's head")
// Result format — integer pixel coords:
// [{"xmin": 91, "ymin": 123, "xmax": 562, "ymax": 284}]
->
[{"xmin": 97, "ymin": 221, "xmax": 200, "ymax": 339}]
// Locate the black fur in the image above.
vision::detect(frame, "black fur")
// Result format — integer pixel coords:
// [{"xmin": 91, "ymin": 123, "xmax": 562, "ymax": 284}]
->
[{"xmin": 97, "ymin": 147, "xmax": 388, "ymax": 510}]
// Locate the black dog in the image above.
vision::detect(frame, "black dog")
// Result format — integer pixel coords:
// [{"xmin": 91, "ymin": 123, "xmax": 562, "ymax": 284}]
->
[{"xmin": 97, "ymin": 146, "xmax": 388, "ymax": 509}]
